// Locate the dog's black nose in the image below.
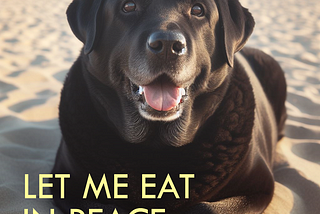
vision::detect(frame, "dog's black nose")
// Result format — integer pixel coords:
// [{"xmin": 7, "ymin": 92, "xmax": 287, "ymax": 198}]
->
[{"xmin": 147, "ymin": 31, "xmax": 187, "ymax": 57}]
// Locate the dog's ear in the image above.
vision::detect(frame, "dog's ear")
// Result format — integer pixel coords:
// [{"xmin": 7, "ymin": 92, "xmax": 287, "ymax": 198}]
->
[
  {"xmin": 67, "ymin": 0, "xmax": 103, "ymax": 55},
  {"xmin": 216, "ymin": 0, "xmax": 255, "ymax": 67}
]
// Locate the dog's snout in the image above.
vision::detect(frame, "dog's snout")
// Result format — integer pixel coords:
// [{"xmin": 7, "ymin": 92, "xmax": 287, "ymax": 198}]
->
[{"xmin": 147, "ymin": 31, "xmax": 187, "ymax": 57}]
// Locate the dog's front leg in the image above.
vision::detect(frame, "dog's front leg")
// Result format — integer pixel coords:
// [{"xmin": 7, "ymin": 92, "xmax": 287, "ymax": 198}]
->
[{"xmin": 185, "ymin": 194, "xmax": 270, "ymax": 214}]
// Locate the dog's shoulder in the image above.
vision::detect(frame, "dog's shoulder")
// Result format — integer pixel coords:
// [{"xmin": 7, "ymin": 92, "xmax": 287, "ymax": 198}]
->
[
  {"xmin": 239, "ymin": 47, "xmax": 286, "ymax": 98},
  {"xmin": 240, "ymin": 47, "xmax": 287, "ymax": 139}
]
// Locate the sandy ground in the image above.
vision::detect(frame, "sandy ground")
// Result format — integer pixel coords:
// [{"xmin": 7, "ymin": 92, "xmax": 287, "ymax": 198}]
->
[{"xmin": 0, "ymin": 0, "xmax": 319, "ymax": 213}]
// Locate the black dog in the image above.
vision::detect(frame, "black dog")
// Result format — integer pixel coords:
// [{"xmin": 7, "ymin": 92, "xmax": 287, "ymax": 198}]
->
[{"xmin": 52, "ymin": 0, "xmax": 286, "ymax": 213}]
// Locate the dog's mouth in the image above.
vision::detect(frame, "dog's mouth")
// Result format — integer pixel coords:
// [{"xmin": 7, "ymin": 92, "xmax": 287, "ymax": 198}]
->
[{"xmin": 130, "ymin": 77, "xmax": 189, "ymax": 121}]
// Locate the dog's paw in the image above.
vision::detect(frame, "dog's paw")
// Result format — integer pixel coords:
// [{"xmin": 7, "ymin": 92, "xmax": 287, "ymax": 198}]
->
[{"xmin": 184, "ymin": 202, "xmax": 218, "ymax": 214}]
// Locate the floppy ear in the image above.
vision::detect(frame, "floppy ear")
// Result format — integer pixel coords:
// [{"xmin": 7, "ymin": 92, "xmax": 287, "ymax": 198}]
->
[
  {"xmin": 67, "ymin": 0, "xmax": 103, "ymax": 55},
  {"xmin": 216, "ymin": 0, "xmax": 255, "ymax": 67}
]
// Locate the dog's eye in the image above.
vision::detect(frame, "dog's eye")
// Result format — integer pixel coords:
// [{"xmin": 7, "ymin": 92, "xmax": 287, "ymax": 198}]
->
[
  {"xmin": 123, "ymin": 2, "xmax": 136, "ymax": 13},
  {"xmin": 191, "ymin": 4, "xmax": 204, "ymax": 17}
]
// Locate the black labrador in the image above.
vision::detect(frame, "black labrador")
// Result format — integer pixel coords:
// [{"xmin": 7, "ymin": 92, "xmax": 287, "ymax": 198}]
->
[{"xmin": 52, "ymin": 0, "xmax": 287, "ymax": 213}]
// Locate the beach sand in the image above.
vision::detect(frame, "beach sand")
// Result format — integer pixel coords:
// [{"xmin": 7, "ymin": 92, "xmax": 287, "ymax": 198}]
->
[{"xmin": 0, "ymin": 0, "xmax": 319, "ymax": 213}]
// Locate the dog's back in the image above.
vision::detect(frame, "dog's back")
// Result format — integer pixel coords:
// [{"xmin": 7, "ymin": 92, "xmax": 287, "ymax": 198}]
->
[{"xmin": 241, "ymin": 47, "xmax": 287, "ymax": 140}]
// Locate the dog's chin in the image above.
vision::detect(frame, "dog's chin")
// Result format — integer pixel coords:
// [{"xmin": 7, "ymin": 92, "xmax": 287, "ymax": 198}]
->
[{"xmin": 138, "ymin": 103, "xmax": 183, "ymax": 122}]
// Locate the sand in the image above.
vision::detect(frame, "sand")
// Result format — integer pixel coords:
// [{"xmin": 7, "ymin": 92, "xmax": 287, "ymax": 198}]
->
[{"xmin": 0, "ymin": 0, "xmax": 319, "ymax": 213}]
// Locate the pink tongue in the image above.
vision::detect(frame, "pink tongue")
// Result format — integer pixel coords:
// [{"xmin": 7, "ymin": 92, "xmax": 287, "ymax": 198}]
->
[{"xmin": 144, "ymin": 80, "xmax": 180, "ymax": 111}]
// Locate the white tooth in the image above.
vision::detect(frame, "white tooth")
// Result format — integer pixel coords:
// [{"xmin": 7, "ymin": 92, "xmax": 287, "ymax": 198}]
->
[
  {"xmin": 180, "ymin": 88, "xmax": 186, "ymax": 96},
  {"xmin": 139, "ymin": 86, "xmax": 144, "ymax": 95}
]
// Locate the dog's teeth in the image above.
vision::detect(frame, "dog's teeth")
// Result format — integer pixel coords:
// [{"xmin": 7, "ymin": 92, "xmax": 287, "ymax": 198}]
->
[
  {"xmin": 139, "ymin": 86, "xmax": 144, "ymax": 95},
  {"xmin": 180, "ymin": 88, "xmax": 186, "ymax": 96}
]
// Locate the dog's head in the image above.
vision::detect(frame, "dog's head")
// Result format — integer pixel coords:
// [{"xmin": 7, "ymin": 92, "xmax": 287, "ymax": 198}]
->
[{"xmin": 66, "ymin": 0, "xmax": 254, "ymax": 147}]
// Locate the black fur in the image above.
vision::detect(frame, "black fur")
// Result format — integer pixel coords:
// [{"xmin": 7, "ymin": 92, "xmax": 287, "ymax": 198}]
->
[
  {"xmin": 241, "ymin": 48, "xmax": 287, "ymax": 139},
  {"xmin": 52, "ymin": 0, "xmax": 287, "ymax": 213}
]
